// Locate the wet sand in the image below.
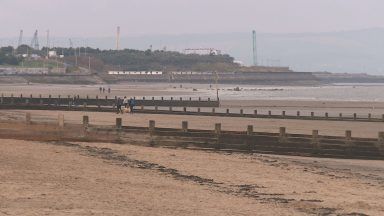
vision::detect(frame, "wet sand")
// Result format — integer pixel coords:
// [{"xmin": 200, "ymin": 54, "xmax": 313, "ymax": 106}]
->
[
  {"xmin": 2, "ymin": 83, "xmax": 384, "ymax": 117},
  {"xmin": 0, "ymin": 139, "xmax": 383, "ymax": 215}
]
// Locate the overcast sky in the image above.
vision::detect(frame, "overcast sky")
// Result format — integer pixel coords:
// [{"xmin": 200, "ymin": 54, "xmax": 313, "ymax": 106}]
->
[{"xmin": 1, "ymin": 0, "xmax": 383, "ymax": 37}]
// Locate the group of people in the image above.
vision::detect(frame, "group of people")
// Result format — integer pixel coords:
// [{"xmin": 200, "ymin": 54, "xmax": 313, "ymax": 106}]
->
[
  {"xmin": 116, "ymin": 96, "xmax": 136, "ymax": 114},
  {"xmin": 99, "ymin": 87, "xmax": 111, "ymax": 94}
]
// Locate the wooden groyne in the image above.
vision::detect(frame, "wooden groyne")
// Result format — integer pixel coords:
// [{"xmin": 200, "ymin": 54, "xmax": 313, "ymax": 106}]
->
[
  {"xmin": 0, "ymin": 113, "xmax": 383, "ymax": 160},
  {"xmin": 0, "ymin": 94, "xmax": 219, "ymax": 107},
  {"xmin": 1, "ymin": 97, "xmax": 384, "ymax": 122}
]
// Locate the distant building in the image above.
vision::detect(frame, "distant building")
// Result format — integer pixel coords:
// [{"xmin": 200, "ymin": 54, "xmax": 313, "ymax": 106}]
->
[
  {"xmin": 48, "ymin": 51, "xmax": 57, "ymax": 58},
  {"xmin": 108, "ymin": 71, "xmax": 163, "ymax": 75},
  {"xmin": 184, "ymin": 48, "xmax": 221, "ymax": 56}
]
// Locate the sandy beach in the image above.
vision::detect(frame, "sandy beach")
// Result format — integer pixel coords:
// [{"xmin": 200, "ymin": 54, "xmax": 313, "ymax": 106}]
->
[
  {"xmin": 0, "ymin": 139, "xmax": 383, "ymax": 215},
  {"xmin": 1, "ymin": 83, "xmax": 384, "ymax": 215}
]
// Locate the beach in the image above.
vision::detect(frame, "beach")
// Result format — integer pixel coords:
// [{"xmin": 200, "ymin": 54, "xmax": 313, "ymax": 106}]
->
[
  {"xmin": 1, "ymin": 139, "xmax": 383, "ymax": 215},
  {"xmin": 1, "ymin": 83, "xmax": 384, "ymax": 215}
]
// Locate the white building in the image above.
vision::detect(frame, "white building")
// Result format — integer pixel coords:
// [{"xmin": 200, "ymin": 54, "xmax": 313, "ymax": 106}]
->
[{"xmin": 184, "ymin": 48, "xmax": 221, "ymax": 56}]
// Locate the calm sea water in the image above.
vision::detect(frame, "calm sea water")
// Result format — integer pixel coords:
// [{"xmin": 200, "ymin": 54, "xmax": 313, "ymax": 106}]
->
[{"xmin": 174, "ymin": 83, "xmax": 384, "ymax": 102}]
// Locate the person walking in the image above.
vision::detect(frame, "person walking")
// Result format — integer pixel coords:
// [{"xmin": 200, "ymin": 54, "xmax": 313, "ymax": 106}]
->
[
  {"xmin": 116, "ymin": 97, "xmax": 123, "ymax": 114},
  {"xmin": 123, "ymin": 96, "xmax": 129, "ymax": 109},
  {"xmin": 108, "ymin": 87, "xmax": 111, "ymax": 94},
  {"xmin": 129, "ymin": 97, "xmax": 136, "ymax": 114}
]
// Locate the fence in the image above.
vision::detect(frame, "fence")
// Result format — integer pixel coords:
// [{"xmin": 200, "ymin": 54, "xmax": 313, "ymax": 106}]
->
[
  {"xmin": 1, "ymin": 97, "xmax": 383, "ymax": 122},
  {"xmin": 0, "ymin": 113, "xmax": 383, "ymax": 160},
  {"xmin": 0, "ymin": 94, "xmax": 219, "ymax": 108}
]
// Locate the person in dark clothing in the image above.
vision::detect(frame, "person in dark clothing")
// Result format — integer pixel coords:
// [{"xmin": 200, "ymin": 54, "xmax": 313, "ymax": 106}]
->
[
  {"xmin": 129, "ymin": 98, "xmax": 135, "ymax": 114},
  {"xmin": 108, "ymin": 88, "xmax": 111, "ymax": 94},
  {"xmin": 99, "ymin": 87, "xmax": 102, "ymax": 93},
  {"xmin": 102, "ymin": 87, "xmax": 105, "ymax": 93},
  {"xmin": 116, "ymin": 97, "xmax": 123, "ymax": 114}
]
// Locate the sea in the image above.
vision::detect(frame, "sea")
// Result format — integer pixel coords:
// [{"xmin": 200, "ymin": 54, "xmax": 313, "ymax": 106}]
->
[{"xmin": 174, "ymin": 83, "xmax": 384, "ymax": 102}]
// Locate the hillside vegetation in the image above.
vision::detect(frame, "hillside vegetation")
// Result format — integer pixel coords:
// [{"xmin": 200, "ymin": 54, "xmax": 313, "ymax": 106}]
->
[
  {"xmin": 4, "ymin": 45, "xmax": 240, "ymax": 72},
  {"xmin": 63, "ymin": 47, "xmax": 239, "ymax": 72}
]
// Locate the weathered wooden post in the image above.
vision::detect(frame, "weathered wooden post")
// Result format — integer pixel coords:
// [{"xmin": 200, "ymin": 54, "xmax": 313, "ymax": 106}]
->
[
  {"xmin": 353, "ymin": 113, "xmax": 357, "ymax": 121},
  {"xmin": 378, "ymin": 132, "xmax": 384, "ymax": 153},
  {"xmin": 67, "ymin": 95, "xmax": 71, "ymax": 108},
  {"xmin": 20, "ymin": 94, "xmax": 23, "ymax": 98},
  {"xmin": 38, "ymin": 94, "xmax": 43, "ymax": 105},
  {"xmin": 183, "ymin": 107, "xmax": 187, "ymax": 112},
  {"xmin": 58, "ymin": 114, "xmax": 64, "ymax": 128},
  {"xmin": 312, "ymin": 130, "xmax": 319, "ymax": 152},
  {"xmin": 152, "ymin": 97, "xmax": 154, "ymax": 101},
  {"xmin": 279, "ymin": 127, "xmax": 286, "ymax": 143},
  {"xmin": 97, "ymin": 95, "xmax": 101, "ymax": 109},
  {"xmin": 208, "ymin": 98, "xmax": 211, "ymax": 101},
  {"xmin": 368, "ymin": 113, "xmax": 372, "ymax": 121},
  {"xmin": 240, "ymin": 109, "xmax": 244, "ymax": 115},
  {"xmin": 116, "ymin": 118, "xmax": 122, "ymax": 129},
  {"xmin": 215, "ymin": 123, "xmax": 221, "ymax": 133},
  {"xmin": 247, "ymin": 125, "xmax": 253, "ymax": 135},
  {"xmin": 226, "ymin": 108, "xmax": 230, "ymax": 114},
  {"xmin": 180, "ymin": 97, "xmax": 182, "ymax": 101},
  {"xmin": 197, "ymin": 107, "xmax": 201, "ymax": 113},
  {"xmin": 149, "ymin": 120, "xmax": 156, "ymax": 135},
  {"xmin": 161, "ymin": 97, "xmax": 164, "ymax": 101},
  {"xmin": 268, "ymin": 111, "xmax": 272, "ymax": 118},
  {"xmin": 25, "ymin": 112, "xmax": 31, "ymax": 125},
  {"xmin": 254, "ymin": 110, "xmax": 258, "ymax": 116},
  {"xmin": 345, "ymin": 130, "xmax": 352, "ymax": 154},
  {"xmin": 381, "ymin": 114, "xmax": 384, "ymax": 122},
  {"xmin": 282, "ymin": 111, "xmax": 286, "ymax": 118},
  {"xmin": 325, "ymin": 112, "xmax": 328, "ymax": 120},
  {"xmin": 215, "ymin": 123, "xmax": 221, "ymax": 149},
  {"xmin": 311, "ymin": 112, "xmax": 314, "ymax": 118},
  {"xmin": 143, "ymin": 96, "xmax": 146, "ymax": 100},
  {"xmin": 83, "ymin": 116, "xmax": 89, "ymax": 127},
  {"xmin": 346, "ymin": 130, "xmax": 352, "ymax": 140},
  {"xmin": 212, "ymin": 108, "xmax": 215, "ymax": 113},
  {"xmin": 247, "ymin": 125, "xmax": 254, "ymax": 152},
  {"xmin": 198, "ymin": 97, "xmax": 201, "ymax": 101},
  {"xmin": 189, "ymin": 97, "xmax": 192, "ymax": 101},
  {"xmin": 171, "ymin": 97, "xmax": 173, "ymax": 101},
  {"xmin": 297, "ymin": 111, "xmax": 300, "ymax": 117},
  {"xmin": 146, "ymin": 118, "xmax": 154, "ymax": 141},
  {"xmin": 141, "ymin": 105, "xmax": 144, "ymax": 110},
  {"xmin": 339, "ymin": 113, "xmax": 343, "ymax": 120},
  {"xmin": 182, "ymin": 121, "xmax": 188, "ymax": 132},
  {"xmin": 10, "ymin": 94, "xmax": 14, "ymax": 105}
]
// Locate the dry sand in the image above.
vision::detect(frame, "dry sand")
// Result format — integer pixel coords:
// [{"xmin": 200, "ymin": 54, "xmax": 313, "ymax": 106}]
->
[{"xmin": 0, "ymin": 139, "xmax": 383, "ymax": 215}]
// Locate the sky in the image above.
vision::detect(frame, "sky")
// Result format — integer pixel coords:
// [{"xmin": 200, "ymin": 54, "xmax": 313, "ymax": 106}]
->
[{"xmin": 1, "ymin": 0, "xmax": 384, "ymax": 37}]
